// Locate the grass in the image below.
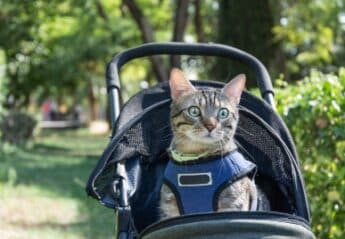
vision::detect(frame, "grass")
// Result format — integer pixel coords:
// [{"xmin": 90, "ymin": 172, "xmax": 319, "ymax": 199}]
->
[{"xmin": 0, "ymin": 129, "xmax": 115, "ymax": 239}]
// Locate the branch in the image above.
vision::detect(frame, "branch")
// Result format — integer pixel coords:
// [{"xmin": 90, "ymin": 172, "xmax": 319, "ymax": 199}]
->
[
  {"xmin": 171, "ymin": 0, "xmax": 190, "ymax": 68},
  {"xmin": 122, "ymin": 0, "xmax": 154, "ymax": 42},
  {"xmin": 122, "ymin": 0, "xmax": 168, "ymax": 82},
  {"xmin": 95, "ymin": 0, "xmax": 109, "ymax": 22},
  {"xmin": 172, "ymin": 0, "xmax": 190, "ymax": 42},
  {"xmin": 192, "ymin": 0, "xmax": 209, "ymax": 64},
  {"xmin": 193, "ymin": 0, "xmax": 205, "ymax": 42}
]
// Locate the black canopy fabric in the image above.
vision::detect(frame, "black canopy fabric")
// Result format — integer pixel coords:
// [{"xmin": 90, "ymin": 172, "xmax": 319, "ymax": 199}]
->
[{"xmin": 86, "ymin": 81, "xmax": 310, "ymax": 233}]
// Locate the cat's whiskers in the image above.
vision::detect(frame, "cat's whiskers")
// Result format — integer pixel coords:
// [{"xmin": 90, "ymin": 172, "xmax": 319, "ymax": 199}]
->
[
  {"xmin": 156, "ymin": 124, "xmax": 173, "ymax": 132},
  {"xmin": 159, "ymin": 137, "xmax": 174, "ymax": 143},
  {"xmin": 217, "ymin": 139, "xmax": 229, "ymax": 173},
  {"xmin": 236, "ymin": 126, "xmax": 254, "ymax": 137},
  {"xmin": 234, "ymin": 139, "xmax": 255, "ymax": 162},
  {"xmin": 160, "ymin": 131, "xmax": 174, "ymax": 137},
  {"xmin": 159, "ymin": 132, "xmax": 174, "ymax": 142}
]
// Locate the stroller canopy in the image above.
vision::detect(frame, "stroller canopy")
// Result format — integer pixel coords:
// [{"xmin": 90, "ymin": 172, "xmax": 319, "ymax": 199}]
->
[
  {"xmin": 87, "ymin": 80, "xmax": 310, "ymax": 231},
  {"xmin": 86, "ymin": 43, "xmax": 314, "ymax": 239}
]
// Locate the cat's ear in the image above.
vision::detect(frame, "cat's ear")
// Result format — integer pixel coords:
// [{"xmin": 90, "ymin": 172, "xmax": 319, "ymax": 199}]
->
[
  {"xmin": 169, "ymin": 68, "xmax": 196, "ymax": 100},
  {"xmin": 222, "ymin": 74, "xmax": 246, "ymax": 104}
]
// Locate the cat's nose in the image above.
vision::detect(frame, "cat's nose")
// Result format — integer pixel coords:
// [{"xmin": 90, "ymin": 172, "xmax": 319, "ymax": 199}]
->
[
  {"xmin": 204, "ymin": 123, "xmax": 216, "ymax": 132},
  {"xmin": 203, "ymin": 118, "xmax": 217, "ymax": 132}
]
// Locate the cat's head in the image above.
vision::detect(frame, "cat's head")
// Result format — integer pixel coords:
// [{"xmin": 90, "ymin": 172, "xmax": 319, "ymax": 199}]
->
[{"xmin": 169, "ymin": 69, "xmax": 245, "ymax": 155}]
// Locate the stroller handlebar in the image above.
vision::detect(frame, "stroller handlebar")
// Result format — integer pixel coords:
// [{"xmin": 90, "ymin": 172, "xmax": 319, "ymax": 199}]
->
[{"xmin": 106, "ymin": 42, "xmax": 275, "ymax": 127}]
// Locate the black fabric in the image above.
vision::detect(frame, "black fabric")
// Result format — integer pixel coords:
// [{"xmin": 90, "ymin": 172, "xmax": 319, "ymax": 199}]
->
[
  {"xmin": 140, "ymin": 212, "xmax": 315, "ymax": 239},
  {"xmin": 90, "ymin": 105, "xmax": 306, "ymax": 231},
  {"xmin": 114, "ymin": 81, "xmax": 298, "ymax": 161},
  {"xmin": 86, "ymin": 80, "xmax": 311, "ymax": 233},
  {"xmin": 111, "ymin": 80, "xmax": 309, "ymax": 217}
]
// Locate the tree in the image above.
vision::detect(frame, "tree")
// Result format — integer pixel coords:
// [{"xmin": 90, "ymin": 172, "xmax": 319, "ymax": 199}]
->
[
  {"xmin": 213, "ymin": 0, "xmax": 277, "ymax": 87},
  {"xmin": 0, "ymin": 0, "xmax": 137, "ymax": 119},
  {"xmin": 122, "ymin": 0, "xmax": 195, "ymax": 81},
  {"xmin": 273, "ymin": 0, "xmax": 345, "ymax": 80},
  {"xmin": 171, "ymin": 0, "xmax": 190, "ymax": 68},
  {"xmin": 122, "ymin": 0, "xmax": 169, "ymax": 82}
]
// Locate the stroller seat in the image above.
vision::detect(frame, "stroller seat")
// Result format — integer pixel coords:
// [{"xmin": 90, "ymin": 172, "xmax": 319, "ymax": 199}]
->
[{"xmin": 86, "ymin": 43, "xmax": 315, "ymax": 239}]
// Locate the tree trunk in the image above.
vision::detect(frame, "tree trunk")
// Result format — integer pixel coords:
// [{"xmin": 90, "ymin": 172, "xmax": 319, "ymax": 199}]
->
[
  {"xmin": 171, "ymin": 0, "xmax": 190, "ymax": 68},
  {"xmin": 123, "ymin": 0, "xmax": 168, "ymax": 82},
  {"xmin": 193, "ymin": 0, "xmax": 205, "ymax": 43},
  {"xmin": 214, "ymin": 0, "xmax": 277, "ymax": 87},
  {"xmin": 87, "ymin": 79, "xmax": 98, "ymax": 121},
  {"xmin": 95, "ymin": 0, "xmax": 109, "ymax": 21}
]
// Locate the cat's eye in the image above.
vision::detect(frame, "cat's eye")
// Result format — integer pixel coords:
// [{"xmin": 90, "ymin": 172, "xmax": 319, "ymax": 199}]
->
[
  {"xmin": 187, "ymin": 106, "xmax": 201, "ymax": 117},
  {"xmin": 218, "ymin": 108, "xmax": 230, "ymax": 119}
]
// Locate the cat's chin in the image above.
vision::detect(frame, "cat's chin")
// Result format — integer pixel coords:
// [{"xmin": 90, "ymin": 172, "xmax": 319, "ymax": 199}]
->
[
  {"xmin": 186, "ymin": 131, "xmax": 223, "ymax": 144},
  {"xmin": 177, "ymin": 130, "xmax": 237, "ymax": 154}
]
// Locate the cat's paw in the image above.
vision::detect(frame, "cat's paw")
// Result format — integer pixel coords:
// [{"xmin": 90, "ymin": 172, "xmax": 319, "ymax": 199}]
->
[{"xmin": 160, "ymin": 184, "xmax": 180, "ymax": 219}]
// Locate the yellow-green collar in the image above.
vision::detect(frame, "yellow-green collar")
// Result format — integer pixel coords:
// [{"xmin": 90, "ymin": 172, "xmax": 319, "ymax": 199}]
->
[{"xmin": 169, "ymin": 148, "xmax": 211, "ymax": 162}]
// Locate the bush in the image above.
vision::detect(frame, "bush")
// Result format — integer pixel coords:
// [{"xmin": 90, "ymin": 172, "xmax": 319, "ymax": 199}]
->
[
  {"xmin": 0, "ymin": 111, "xmax": 37, "ymax": 144},
  {"xmin": 275, "ymin": 69, "xmax": 345, "ymax": 239}
]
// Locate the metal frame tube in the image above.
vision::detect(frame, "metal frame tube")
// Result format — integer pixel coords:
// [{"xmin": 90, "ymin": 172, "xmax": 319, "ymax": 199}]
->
[{"xmin": 106, "ymin": 42, "xmax": 276, "ymax": 132}]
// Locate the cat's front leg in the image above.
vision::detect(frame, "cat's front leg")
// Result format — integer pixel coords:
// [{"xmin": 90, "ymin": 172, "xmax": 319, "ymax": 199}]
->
[
  {"xmin": 160, "ymin": 184, "xmax": 180, "ymax": 218},
  {"xmin": 217, "ymin": 177, "xmax": 257, "ymax": 211}
]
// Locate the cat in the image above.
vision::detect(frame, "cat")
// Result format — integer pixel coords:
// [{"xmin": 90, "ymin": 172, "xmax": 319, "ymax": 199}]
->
[{"xmin": 160, "ymin": 68, "xmax": 259, "ymax": 218}]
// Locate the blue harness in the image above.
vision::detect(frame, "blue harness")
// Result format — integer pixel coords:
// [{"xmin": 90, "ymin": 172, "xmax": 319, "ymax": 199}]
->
[{"xmin": 163, "ymin": 150, "xmax": 256, "ymax": 214}]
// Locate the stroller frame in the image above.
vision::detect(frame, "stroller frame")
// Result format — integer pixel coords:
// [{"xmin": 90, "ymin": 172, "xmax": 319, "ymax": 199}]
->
[
  {"xmin": 87, "ymin": 43, "xmax": 314, "ymax": 239},
  {"xmin": 106, "ymin": 43, "xmax": 275, "ymax": 130}
]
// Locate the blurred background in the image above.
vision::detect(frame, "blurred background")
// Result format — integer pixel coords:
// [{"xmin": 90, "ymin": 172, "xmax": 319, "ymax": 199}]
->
[{"xmin": 0, "ymin": 0, "xmax": 344, "ymax": 238}]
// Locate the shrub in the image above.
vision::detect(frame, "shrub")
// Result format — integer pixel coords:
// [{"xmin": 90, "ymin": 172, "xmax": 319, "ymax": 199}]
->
[
  {"xmin": 0, "ymin": 111, "xmax": 37, "ymax": 144},
  {"xmin": 275, "ymin": 69, "xmax": 345, "ymax": 239}
]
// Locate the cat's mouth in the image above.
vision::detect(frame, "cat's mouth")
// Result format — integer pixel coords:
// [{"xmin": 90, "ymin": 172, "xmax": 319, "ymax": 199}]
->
[{"xmin": 186, "ymin": 129, "xmax": 223, "ymax": 144}]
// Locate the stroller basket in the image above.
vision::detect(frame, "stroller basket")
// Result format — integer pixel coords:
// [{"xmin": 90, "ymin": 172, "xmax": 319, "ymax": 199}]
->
[{"xmin": 86, "ymin": 43, "xmax": 315, "ymax": 239}]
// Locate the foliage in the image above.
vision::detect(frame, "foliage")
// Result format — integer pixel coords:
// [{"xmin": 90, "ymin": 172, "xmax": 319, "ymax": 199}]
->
[
  {"xmin": 0, "ymin": 0, "xmax": 138, "ymax": 109},
  {"xmin": 0, "ymin": 111, "xmax": 37, "ymax": 144},
  {"xmin": 1, "ymin": 1, "xmax": 344, "ymax": 238},
  {"xmin": 0, "ymin": 49, "xmax": 6, "ymax": 112},
  {"xmin": 0, "ymin": 49, "xmax": 7, "ymax": 142},
  {"xmin": 1, "ymin": 0, "xmax": 345, "ymax": 109},
  {"xmin": 273, "ymin": 0, "xmax": 345, "ymax": 78},
  {"xmin": 275, "ymin": 69, "xmax": 345, "ymax": 239}
]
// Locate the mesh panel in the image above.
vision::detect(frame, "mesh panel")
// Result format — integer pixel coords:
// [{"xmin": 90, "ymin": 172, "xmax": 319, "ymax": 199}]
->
[
  {"xmin": 113, "ymin": 81, "xmax": 298, "ymax": 162},
  {"xmin": 94, "ymin": 106, "xmax": 172, "ymax": 197},
  {"xmin": 235, "ymin": 109, "xmax": 295, "ymax": 212},
  {"xmin": 94, "ymin": 104, "xmax": 297, "ymax": 218},
  {"xmin": 94, "ymin": 164, "xmax": 117, "ymax": 199},
  {"xmin": 114, "ymin": 123, "xmax": 150, "ymax": 160}
]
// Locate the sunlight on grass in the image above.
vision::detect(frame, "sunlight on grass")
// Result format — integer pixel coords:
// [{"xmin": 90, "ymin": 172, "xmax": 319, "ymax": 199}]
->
[{"xmin": 0, "ymin": 129, "xmax": 115, "ymax": 239}]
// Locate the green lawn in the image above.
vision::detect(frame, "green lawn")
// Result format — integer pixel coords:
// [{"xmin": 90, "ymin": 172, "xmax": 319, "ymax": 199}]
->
[{"xmin": 0, "ymin": 130, "xmax": 115, "ymax": 239}]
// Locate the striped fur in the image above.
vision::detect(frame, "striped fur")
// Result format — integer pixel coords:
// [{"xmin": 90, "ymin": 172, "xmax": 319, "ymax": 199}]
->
[
  {"xmin": 160, "ymin": 69, "xmax": 258, "ymax": 219},
  {"xmin": 170, "ymin": 89, "xmax": 238, "ymax": 155}
]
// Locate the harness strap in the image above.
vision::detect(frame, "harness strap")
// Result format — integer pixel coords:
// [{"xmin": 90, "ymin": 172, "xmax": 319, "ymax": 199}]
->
[{"xmin": 163, "ymin": 150, "xmax": 257, "ymax": 214}]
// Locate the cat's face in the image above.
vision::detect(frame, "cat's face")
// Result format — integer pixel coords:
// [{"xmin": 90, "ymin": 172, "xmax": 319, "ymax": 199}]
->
[
  {"xmin": 169, "ymin": 69, "xmax": 245, "ymax": 154},
  {"xmin": 171, "ymin": 89, "xmax": 237, "ymax": 144}
]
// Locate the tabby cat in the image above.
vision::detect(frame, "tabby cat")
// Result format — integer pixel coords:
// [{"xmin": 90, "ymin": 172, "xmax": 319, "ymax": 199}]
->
[{"xmin": 160, "ymin": 69, "xmax": 258, "ymax": 218}]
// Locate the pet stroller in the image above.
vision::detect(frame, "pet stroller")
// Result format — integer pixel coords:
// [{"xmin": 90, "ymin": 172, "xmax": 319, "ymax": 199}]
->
[{"xmin": 86, "ymin": 43, "xmax": 316, "ymax": 239}]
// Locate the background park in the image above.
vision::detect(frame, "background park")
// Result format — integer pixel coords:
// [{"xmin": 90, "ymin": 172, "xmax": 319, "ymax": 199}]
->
[{"xmin": 0, "ymin": 0, "xmax": 344, "ymax": 238}]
